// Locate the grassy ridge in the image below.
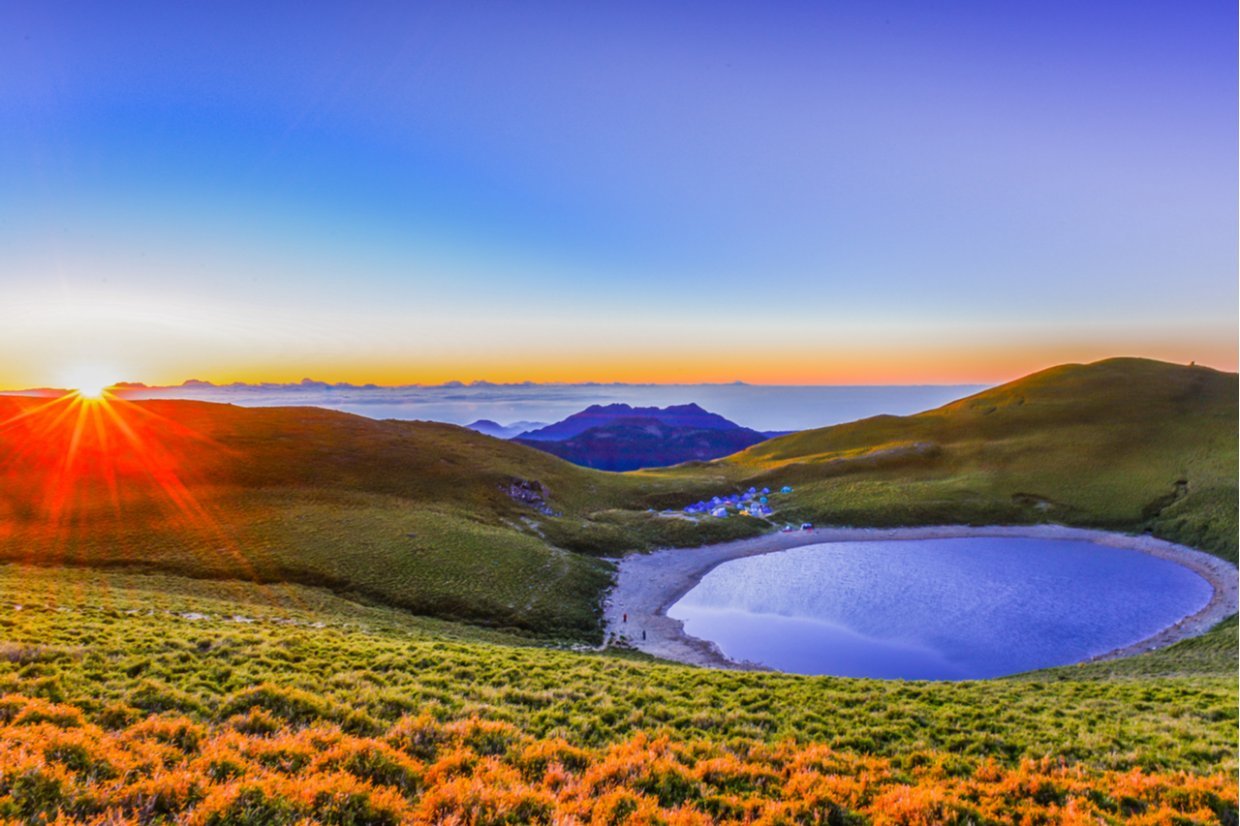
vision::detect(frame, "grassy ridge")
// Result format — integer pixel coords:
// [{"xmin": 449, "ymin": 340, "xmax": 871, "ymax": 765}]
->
[
  {"xmin": 657, "ymin": 358, "xmax": 1238, "ymax": 561},
  {"xmin": 0, "ymin": 357, "xmax": 1234, "ymax": 644},
  {"xmin": 0, "ymin": 399, "xmax": 648, "ymax": 637},
  {"xmin": 0, "ymin": 395, "xmax": 770, "ymax": 637}
]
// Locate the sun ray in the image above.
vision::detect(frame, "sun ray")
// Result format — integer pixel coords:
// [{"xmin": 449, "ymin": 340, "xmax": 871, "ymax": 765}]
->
[{"xmin": 0, "ymin": 391, "xmax": 299, "ymax": 611}]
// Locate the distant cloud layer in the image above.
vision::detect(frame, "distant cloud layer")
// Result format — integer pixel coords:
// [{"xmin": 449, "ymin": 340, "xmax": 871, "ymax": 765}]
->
[{"xmin": 105, "ymin": 381, "xmax": 988, "ymax": 432}]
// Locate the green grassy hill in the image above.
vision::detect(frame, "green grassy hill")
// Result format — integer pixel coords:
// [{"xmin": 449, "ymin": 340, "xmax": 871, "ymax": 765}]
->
[
  {"xmin": 0, "ymin": 357, "xmax": 1233, "ymax": 644},
  {"xmin": 0, "ymin": 398, "xmax": 630, "ymax": 637},
  {"xmin": 1, "ymin": 564, "xmax": 1231, "ymax": 760},
  {"xmin": 0, "ymin": 394, "xmax": 765, "ymax": 638},
  {"xmin": 657, "ymin": 358, "xmax": 1238, "ymax": 562},
  {"xmin": 0, "ymin": 359, "xmax": 1235, "ymax": 822}
]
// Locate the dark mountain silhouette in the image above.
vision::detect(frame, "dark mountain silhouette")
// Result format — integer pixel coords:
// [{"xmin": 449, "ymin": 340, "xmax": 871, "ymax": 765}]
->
[
  {"xmin": 517, "ymin": 403, "xmax": 743, "ymax": 442},
  {"xmin": 514, "ymin": 405, "xmax": 770, "ymax": 471},
  {"xmin": 465, "ymin": 419, "xmax": 548, "ymax": 439}
]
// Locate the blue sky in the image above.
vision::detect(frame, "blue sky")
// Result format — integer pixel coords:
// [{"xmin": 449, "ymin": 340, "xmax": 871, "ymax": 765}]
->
[{"xmin": 2, "ymin": 1, "xmax": 1236, "ymax": 387}]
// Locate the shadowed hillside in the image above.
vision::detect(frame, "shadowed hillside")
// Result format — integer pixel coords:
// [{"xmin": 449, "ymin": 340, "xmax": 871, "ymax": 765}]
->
[{"xmin": 0, "ymin": 394, "xmax": 766, "ymax": 637}]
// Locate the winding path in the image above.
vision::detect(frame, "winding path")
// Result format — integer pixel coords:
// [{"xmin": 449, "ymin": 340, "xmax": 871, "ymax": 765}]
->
[{"xmin": 602, "ymin": 525, "xmax": 1239, "ymax": 672}]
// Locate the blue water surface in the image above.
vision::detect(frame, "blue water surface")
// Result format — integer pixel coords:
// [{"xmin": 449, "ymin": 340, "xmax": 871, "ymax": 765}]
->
[{"xmin": 667, "ymin": 538, "xmax": 1212, "ymax": 679}]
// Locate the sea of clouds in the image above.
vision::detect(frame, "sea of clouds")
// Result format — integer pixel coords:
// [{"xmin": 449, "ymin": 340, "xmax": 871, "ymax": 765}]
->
[{"xmin": 103, "ymin": 380, "xmax": 988, "ymax": 433}]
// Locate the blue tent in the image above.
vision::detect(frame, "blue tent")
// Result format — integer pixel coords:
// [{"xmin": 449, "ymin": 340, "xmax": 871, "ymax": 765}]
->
[{"xmin": 780, "ymin": 486, "xmax": 793, "ymax": 494}]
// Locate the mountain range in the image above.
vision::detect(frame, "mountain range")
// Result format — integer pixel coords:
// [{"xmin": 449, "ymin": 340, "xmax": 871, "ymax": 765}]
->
[
  {"xmin": 516, "ymin": 403, "xmax": 748, "ymax": 441},
  {"xmin": 507, "ymin": 403, "xmax": 772, "ymax": 471},
  {"xmin": 464, "ymin": 419, "xmax": 548, "ymax": 439}
]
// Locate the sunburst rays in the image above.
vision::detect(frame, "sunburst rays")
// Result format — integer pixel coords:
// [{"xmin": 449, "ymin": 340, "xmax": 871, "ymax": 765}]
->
[{"xmin": 0, "ymin": 392, "xmax": 266, "ymax": 586}]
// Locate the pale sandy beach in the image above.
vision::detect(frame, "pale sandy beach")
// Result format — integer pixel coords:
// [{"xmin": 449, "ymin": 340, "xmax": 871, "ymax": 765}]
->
[{"xmin": 602, "ymin": 525, "xmax": 1240, "ymax": 673}]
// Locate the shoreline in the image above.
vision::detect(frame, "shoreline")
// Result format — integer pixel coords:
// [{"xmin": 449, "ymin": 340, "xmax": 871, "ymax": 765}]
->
[{"xmin": 601, "ymin": 524, "xmax": 1240, "ymax": 674}]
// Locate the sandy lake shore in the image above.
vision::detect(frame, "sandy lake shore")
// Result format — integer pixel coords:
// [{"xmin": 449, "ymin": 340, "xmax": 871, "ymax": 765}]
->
[{"xmin": 601, "ymin": 524, "xmax": 1240, "ymax": 674}]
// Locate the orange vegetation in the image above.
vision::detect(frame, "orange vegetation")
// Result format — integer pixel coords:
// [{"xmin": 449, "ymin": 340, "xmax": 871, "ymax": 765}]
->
[
  {"xmin": 0, "ymin": 694, "xmax": 1231, "ymax": 825},
  {"xmin": 0, "ymin": 393, "xmax": 225, "ymax": 528},
  {"xmin": 0, "ymin": 393, "xmax": 266, "ymax": 586}
]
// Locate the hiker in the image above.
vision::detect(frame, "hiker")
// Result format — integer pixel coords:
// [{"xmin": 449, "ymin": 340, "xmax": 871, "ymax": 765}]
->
[
  {"xmin": 623, "ymin": 613, "xmax": 627, "ymax": 623},
  {"xmin": 642, "ymin": 630, "xmax": 646, "ymax": 640}
]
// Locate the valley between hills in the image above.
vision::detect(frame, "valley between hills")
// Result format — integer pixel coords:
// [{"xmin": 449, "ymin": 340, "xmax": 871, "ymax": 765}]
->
[{"xmin": 0, "ymin": 357, "xmax": 1234, "ymax": 823}]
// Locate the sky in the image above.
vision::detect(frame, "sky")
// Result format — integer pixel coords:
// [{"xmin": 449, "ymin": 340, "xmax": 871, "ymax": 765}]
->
[{"xmin": 2, "ymin": 1, "xmax": 1236, "ymax": 390}]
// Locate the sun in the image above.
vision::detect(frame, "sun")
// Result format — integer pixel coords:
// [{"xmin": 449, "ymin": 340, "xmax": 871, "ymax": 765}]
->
[
  {"xmin": 60, "ymin": 367, "xmax": 118, "ymax": 400},
  {"xmin": 75, "ymin": 381, "xmax": 111, "ymax": 399}
]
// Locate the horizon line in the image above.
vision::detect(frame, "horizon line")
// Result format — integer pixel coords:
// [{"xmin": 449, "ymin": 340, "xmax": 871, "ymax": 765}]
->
[
  {"xmin": 2, "ymin": 377, "xmax": 997, "ymax": 395},
  {"xmin": 5, "ymin": 355, "xmax": 1231, "ymax": 397}
]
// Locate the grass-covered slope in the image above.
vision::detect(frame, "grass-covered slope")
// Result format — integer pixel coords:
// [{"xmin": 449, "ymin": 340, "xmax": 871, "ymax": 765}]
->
[
  {"xmin": 2, "ymin": 564, "xmax": 1231, "ymax": 761},
  {"xmin": 0, "ymin": 357, "xmax": 1234, "ymax": 644},
  {"xmin": 0, "ymin": 398, "xmax": 655, "ymax": 638},
  {"xmin": 0, "ymin": 565, "xmax": 1233, "ymax": 823},
  {"xmin": 0, "ymin": 359, "xmax": 1235, "ymax": 822},
  {"xmin": 661, "ymin": 358, "xmax": 1238, "ymax": 561},
  {"xmin": 0, "ymin": 393, "xmax": 761, "ymax": 638}
]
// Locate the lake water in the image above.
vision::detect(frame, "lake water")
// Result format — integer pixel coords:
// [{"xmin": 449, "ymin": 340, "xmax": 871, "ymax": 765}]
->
[{"xmin": 667, "ymin": 537, "xmax": 1212, "ymax": 679}]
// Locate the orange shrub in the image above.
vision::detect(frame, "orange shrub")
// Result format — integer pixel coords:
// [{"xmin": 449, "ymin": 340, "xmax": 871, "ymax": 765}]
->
[{"xmin": 0, "ymin": 694, "xmax": 1228, "ymax": 825}]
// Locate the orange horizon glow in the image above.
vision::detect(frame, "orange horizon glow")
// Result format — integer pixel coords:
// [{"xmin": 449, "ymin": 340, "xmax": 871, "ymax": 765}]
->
[
  {"xmin": 7, "ymin": 284, "xmax": 1234, "ymax": 392},
  {"xmin": 11, "ymin": 342, "xmax": 1231, "ymax": 394},
  {"xmin": 6, "ymin": 2, "xmax": 1235, "ymax": 433}
]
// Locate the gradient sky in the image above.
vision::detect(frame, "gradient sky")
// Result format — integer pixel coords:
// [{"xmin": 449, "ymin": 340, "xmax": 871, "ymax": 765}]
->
[{"xmin": 2, "ymin": 1, "xmax": 1236, "ymax": 389}]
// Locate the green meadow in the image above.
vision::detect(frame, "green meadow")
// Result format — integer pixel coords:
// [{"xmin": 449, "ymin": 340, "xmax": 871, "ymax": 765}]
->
[
  {"xmin": 0, "ymin": 565, "xmax": 1233, "ymax": 774},
  {"xmin": 2, "ymin": 357, "xmax": 1231, "ymax": 642},
  {"xmin": 0, "ymin": 357, "xmax": 1234, "ymax": 822}
]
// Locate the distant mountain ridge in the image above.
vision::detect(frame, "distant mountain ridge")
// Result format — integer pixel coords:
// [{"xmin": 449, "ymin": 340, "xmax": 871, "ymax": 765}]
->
[
  {"xmin": 512, "ymin": 403, "xmax": 771, "ymax": 471},
  {"xmin": 516, "ymin": 419, "xmax": 769, "ymax": 471},
  {"xmin": 465, "ymin": 419, "xmax": 548, "ymax": 439},
  {"xmin": 517, "ymin": 403, "xmax": 744, "ymax": 442}
]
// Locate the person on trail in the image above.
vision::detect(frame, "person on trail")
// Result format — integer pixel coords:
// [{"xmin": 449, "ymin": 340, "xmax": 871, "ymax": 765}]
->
[
  {"xmin": 623, "ymin": 613, "xmax": 627, "ymax": 623},
  {"xmin": 642, "ymin": 630, "xmax": 646, "ymax": 641}
]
